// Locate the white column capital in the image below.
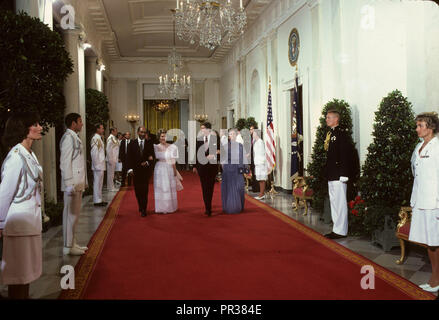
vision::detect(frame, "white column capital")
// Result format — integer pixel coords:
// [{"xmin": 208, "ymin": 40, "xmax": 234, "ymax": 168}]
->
[{"xmin": 307, "ymin": 0, "xmax": 320, "ymax": 10}]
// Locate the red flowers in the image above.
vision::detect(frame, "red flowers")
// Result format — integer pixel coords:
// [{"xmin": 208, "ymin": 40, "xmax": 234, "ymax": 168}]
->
[{"xmin": 350, "ymin": 196, "xmax": 365, "ymax": 215}]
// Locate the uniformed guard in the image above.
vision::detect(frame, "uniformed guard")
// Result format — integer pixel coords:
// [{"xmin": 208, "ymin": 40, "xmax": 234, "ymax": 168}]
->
[
  {"xmin": 106, "ymin": 127, "xmax": 119, "ymax": 192},
  {"xmin": 91, "ymin": 124, "xmax": 107, "ymax": 206},
  {"xmin": 324, "ymin": 110, "xmax": 350, "ymax": 239},
  {"xmin": 60, "ymin": 113, "xmax": 88, "ymax": 255}
]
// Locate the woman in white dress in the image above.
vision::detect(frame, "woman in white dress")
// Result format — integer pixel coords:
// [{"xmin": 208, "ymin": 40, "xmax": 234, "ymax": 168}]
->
[
  {"xmin": 0, "ymin": 112, "xmax": 43, "ymax": 299},
  {"xmin": 252, "ymin": 129, "xmax": 268, "ymax": 200},
  {"xmin": 409, "ymin": 112, "xmax": 439, "ymax": 292},
  {"xmin": 153, "ymin": 131, "xmax": 181, "ymax": 214}
]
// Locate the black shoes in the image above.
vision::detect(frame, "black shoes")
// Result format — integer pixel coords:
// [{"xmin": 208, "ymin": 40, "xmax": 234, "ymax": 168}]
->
[
  {"xmin": 140, "ymin": 210, "xmax": 147, "ymax": 217},
  {"xmin": 204, "ymin": 210, "xmax": 212, "ymax": 217},
  {"xmin": 94, "ymin": 202, "xmax": 107, "ymax": 207},
  {"xmin": 324, "ymin": 232, "xmax": 347, "ymax": 239}
]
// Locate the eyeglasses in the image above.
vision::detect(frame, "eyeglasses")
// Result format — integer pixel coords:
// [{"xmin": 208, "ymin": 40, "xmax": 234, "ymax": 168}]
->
[{"xmin": 139, "ymin": 131, "xmax": 146, "ymax": 134}]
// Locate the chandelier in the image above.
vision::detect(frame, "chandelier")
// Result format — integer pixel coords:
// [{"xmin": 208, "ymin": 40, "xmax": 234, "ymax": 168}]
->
[
  {"xmin": 154, "ymin": 100, "xmax": 174, "ymax": 113},
  {"xmin": 175, "ymin": 0, "xmax": 247, "ymax": 50},
  {"xmin": 159, "ymin": 16, "xmax": 191, "ymax": 101}
]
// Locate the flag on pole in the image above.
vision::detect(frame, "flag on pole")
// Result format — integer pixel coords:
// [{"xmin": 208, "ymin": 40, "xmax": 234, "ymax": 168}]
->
[
  {"xmin": 291, "ymin": 73, "xmax": 299, "ymax": 179},
  {"xmin": 266, "ymin": 81, "xmax": 276, "ymax": 174}
]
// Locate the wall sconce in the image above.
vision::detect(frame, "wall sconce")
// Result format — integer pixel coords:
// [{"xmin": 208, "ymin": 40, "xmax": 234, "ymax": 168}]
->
[
  {"xmin": 125, "ymin": 114, "xmax": 140, "ymax": 123},
  {"xmin": 96, "ymin": 58, "xmax": 106, "ymax": 72},
  {"xmin": 194, "ymin": 114, "xmax": 208, "ymax": 123}
]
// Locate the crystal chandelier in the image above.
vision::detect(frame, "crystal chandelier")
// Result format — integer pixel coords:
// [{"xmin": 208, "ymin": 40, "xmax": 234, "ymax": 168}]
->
[
  {"xmin": 159, "ymin": 18, "xmax": 191, "ymax": 100},
  {"xmin": 175, "ymin": 0, "xmax": 247, "ymax": 50},
  {"xmin": 154, "ymin": 100, "xmax": 172, "ymax": 113}
]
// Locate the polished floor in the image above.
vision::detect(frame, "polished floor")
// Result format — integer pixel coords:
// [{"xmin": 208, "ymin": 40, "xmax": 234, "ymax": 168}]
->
[{"xmin": 1, "ymin": 177, "xmax": 436, "ymax": 299}]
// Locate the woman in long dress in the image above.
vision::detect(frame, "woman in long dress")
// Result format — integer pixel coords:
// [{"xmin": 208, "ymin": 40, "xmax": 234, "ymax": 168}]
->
[
  {"xmin": 221, "ymin": 128, "xmax": 246, "ymax": 214},
  {"xmin": 409, "ymin": 112, "xmax": 439, "ymax": 292},
  {"xmin": 0, "ymin": 112, "xmax": 43, "ymax": 299},
  {"xmin": 153, "ymin": 131, "xmax": 181, "ymax": 214}
]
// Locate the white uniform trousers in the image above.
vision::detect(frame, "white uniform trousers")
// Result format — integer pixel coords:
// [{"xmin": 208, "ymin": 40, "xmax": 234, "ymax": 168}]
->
[
  {"xmin": 107, "ymin": 162, "xmax": 116, "ymax": 191},
  {"xmin": 328, "ymin": 180, "xmax": 348, "ymax": 236},
  {"xmin": 63, "ymin": 191, "xmax": 82, "ymax": 248},
  {"xmin": 93, "ymin": 170, "xmax": 104, "ymax": 203}
]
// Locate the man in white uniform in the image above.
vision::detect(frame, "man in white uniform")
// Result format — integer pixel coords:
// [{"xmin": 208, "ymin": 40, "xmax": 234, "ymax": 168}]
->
[
  {"xmin": 60, "ymin": 113, "xmax": 88, "ymax": 255},
  {"xmin": 106, "ymin": 127, "xmax": 119, "ymax": 192},
  {"xmin": 91, "ymin": 124, "xmax": 107, "ymax": 206}
]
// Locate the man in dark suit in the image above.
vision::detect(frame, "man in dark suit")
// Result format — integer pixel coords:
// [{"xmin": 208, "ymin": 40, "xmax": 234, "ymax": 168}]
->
[
  {"xmin": 126, "ymin": 126, "xmax": 155, "ymax": 217},
  {"xmin": 193, "ymin": 122, "xmax": 220, "ymax": 216},
  {"xmin": 119, "ymin": 131, "xmax": 131, "ymax": 187},
  {"xmin": 324, "ymin": 110, "xmax": 351, "ymax": 239}
]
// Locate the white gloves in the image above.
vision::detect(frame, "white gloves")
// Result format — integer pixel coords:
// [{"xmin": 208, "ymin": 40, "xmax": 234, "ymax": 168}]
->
[
  {"xmin": 65, "ymin": 185, "xmax": 74, "ymax": 195},
  {"xmin": 128, "ymin": 169, "xmax": 133, "ymax": 175},
  {"xmin": 340, "ymin": 176, "xmax": 349, "ymax": 183}
]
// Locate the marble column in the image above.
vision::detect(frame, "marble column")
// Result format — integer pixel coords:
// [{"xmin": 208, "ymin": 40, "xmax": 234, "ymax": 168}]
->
[
  {"xmin": 85, "ymin": 56, "xmax": 97, "ymax": 90},
  {"xmin": 62, "ymin": 29, "xmax": 87, "ymax": 145}
]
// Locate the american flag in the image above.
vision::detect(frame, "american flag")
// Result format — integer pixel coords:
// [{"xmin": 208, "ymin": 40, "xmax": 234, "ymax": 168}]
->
[{"xmin": 265, "ymin": 83, "xmax": 276, "ymax": 173}]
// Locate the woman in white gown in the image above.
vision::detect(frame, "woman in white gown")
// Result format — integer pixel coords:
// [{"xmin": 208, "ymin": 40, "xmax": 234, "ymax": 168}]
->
[{"xmin": 153, "ymin": 131, "xmax": 181, "ymax": 214}]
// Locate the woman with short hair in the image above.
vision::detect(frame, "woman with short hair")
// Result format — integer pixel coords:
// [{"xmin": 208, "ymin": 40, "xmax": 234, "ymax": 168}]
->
[
  {"xmin": 0, "ymin": 112, "xmax": 43, "ymax": 299},
  {"xmin": 221, "ymin": 128, "xmax": 247, "ymax": 214},
  {"xmin": 409, "ymin": 112, "xmax": 439, "ymax": 292}
]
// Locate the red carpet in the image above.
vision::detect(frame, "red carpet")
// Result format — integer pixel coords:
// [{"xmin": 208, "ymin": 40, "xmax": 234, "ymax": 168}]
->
[{"xmin": 59, "ymin": 172, "xmax": 435, "ymax": 300}]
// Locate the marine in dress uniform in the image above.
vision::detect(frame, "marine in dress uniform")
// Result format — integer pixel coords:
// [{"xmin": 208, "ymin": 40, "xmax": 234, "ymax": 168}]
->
[
  {"xmin": 60, "ymin": 114, "xmax": 88, "ymax": 255},
  {"xmin": 106, "ymin": 128, "xmax": 119, "ymax": 192},
  {"xmin": 118, "ymin": 132, "xmax": 131, "ymax": 187},
  {"xmin": 91, "ymin": 124, "xmax": 107, "ymax": 206},
  {"xmin": 324, "ymin": 111, "xmax": 351, "ymax": 239}
]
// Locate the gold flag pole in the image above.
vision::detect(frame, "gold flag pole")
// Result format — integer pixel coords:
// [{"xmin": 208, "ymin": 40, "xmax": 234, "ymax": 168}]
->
[{"xmin": 268, "ymin": 170, "xmax": 278, "ymax": 197}]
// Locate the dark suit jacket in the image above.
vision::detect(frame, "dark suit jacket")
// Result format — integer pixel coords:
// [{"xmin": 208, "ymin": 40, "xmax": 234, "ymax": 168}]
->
[
  {"xmin": 325, "ymin": 126, "xmax": 351, "ymax": 181},
  {"xmin": 118, "ymin": 139, "xmax": 130, "ymax": 163},
  {"xmin": 126, "ymin": 138, "xmax": 155, "ymax": 178},
  {"xmin": 195, "ymin": 134, "xmax": 220, "ymax": 174}
]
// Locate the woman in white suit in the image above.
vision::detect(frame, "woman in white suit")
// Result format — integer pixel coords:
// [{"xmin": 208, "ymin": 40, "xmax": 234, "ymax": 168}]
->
[
  {"xmin": 0, "ymin": 112, "xmax": 43, "ymax": 299},
  {"xmin": 252, "ymin": 129, "xmax": 267, "ymax": 200},
  {"xmin": 409, "ymin": 112, "xmax": 439, "ymax": 293}
]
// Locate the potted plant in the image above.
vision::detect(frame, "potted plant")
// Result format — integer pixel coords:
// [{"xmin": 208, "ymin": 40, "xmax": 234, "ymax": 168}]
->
[{"xmin": 359, "ymin": 90, "xmax": 418, "ymax": 250}]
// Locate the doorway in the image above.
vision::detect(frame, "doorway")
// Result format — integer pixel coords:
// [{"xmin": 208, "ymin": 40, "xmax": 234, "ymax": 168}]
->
[{"xmin": 291, "ymin": 84, "xmax": 304, "ymax": 178}]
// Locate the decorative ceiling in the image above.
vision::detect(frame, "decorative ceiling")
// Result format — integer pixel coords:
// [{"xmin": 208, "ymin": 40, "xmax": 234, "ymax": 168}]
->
[{"xmin": 86, "ymin": 0, "xmax": 272, "ymax": 62}]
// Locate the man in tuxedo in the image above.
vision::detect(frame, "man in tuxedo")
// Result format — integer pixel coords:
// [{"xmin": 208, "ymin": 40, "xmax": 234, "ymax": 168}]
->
[
  {"xmin": 126, "ymin": 126, "xmax": 155, "ymax": 217},
  {"xmin": 193, "ymin": 122, "xmax": 220, "ymax": 216},
  {"xmin": 118, "ymin": 131, "xmax": 131, "ymax": 187},
  {"xmin": 324, "ymin": 110, "xmax": 351, "ymax": 239}
]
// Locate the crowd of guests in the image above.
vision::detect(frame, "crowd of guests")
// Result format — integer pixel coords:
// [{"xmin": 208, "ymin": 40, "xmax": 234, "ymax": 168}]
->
[{"xmin": 1, "ymin": 110, "xmax": 439, "ymax": 299}]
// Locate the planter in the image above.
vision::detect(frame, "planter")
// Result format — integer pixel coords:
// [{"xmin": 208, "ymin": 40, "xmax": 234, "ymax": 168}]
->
[
  {"xmin": 371, "ymin": 215, "xmax": 400, "ymax": 252},
  {"xmin": 321, "ymin": 196, "xmax": 332, "ymax": 224}
]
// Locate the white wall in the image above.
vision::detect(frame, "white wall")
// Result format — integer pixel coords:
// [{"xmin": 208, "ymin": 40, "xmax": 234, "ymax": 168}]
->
[{"xmin": 219, "ymin": 0, "xmax": 439, "ymax": 190}]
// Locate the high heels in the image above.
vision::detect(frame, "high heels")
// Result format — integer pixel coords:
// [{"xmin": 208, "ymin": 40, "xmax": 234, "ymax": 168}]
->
[{"xmin": 422, "ymin": 284, "xmax": 439, "ymax": 292}]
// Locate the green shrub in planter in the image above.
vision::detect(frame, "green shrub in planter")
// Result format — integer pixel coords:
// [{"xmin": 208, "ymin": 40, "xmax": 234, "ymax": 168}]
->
[
  {"xmin": 0, "ymin": 9, "xmax": 73, "ymax": 163},
  {"xmin": 235, "ymin": 118, "xmax": 247, "ymax": 131},
  {"xmin": 360, "ymin": 90, "xmax": 418, "ymax": 233},
  {"xmin": 245, "ymin": 117, "xmax": 258, "ymax": 129}
]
